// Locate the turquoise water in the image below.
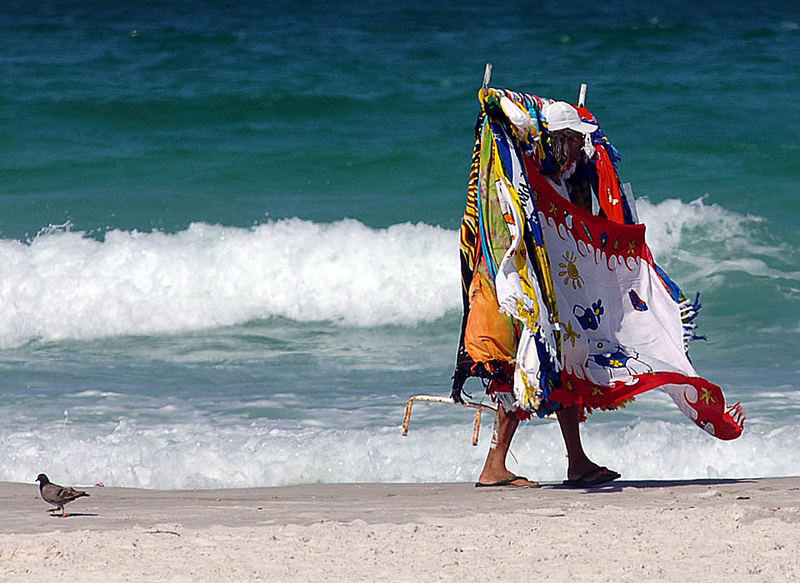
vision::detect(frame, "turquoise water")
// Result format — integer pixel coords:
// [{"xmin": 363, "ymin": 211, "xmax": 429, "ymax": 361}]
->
[{"xmin": 1, "ymin": 1, "xmax": 798, "ymax": 488}]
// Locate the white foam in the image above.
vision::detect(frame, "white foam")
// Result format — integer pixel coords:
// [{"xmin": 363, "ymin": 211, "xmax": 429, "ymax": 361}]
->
[
  {"xmin": 637, "ymin": 196, "xmax": 798, "ymax": 284},
  {"xmin": 0, "ymin": 201, "xmax": 794, "ymax": 348},
  {"xmin": 0, "ymin": 219, "xmax": 460, "ymax": 348},
  {"xmin": 639, "ymin": 195, "xmax": 777, "ymax": 267},
  {"xmin": 636, "ymin": 195, "xmax": 754, "ymax": 258},
  {"xmin": 70, "ymin": 390, "xmax": 124, "ymax": 399},
  {"xmin": 2, "ymin": 415, "xmax": 797, "ymax": 489}
]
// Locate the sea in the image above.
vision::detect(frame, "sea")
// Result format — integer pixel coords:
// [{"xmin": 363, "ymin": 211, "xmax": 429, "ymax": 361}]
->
[{"xmin": 1, "ymin": 0, "xmax": 798, "ymax": 489}]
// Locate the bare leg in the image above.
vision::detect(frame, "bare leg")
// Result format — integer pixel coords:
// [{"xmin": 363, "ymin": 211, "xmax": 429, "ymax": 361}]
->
[
  {"xmin": 557, "ymin": 404, "xmax": 618, "ymax": 483},
  {"xmin": 477, "ymin": 405, "xmax": 538, "ymax": 486}
]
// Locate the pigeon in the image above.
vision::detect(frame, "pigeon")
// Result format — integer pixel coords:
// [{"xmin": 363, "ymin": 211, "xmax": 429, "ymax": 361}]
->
[{"xmin": 35, "ymin": 473, "xmax": 89, "ymax": 517}]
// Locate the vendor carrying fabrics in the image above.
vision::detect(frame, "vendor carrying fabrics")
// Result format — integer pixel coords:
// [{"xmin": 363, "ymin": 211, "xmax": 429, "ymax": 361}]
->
[{"xmin": 452, "ymin": 85, "xmax": 744, "ymax": 488}]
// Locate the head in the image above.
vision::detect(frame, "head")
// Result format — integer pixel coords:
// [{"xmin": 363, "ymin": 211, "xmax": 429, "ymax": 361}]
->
[
  {"xmin": 543, "ymin": 101, "xmax": 598, "ymax": 173},
  {"xmin": 550, "ymin": 129, "xmax": 584, "ymax": 173},
  {"xmin": 36, "ymin": 473, "xmax": 49, "ymax": 485}
]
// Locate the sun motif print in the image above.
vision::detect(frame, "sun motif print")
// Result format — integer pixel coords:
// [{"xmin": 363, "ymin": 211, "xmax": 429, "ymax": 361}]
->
[{"xmin": 559, "ymin": 251, "xmax": 584, "ymax": 289}]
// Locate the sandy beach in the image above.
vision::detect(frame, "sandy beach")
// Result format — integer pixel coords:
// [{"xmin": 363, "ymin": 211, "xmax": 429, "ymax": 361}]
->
[{"xmin": 1, "ymin": 477, "xmax": 798, "ymax": 582}]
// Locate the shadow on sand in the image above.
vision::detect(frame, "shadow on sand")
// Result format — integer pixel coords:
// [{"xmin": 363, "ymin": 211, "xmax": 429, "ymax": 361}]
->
[{"xmin": 548, "ymin": 477, "xmax": 757, "ymax": 493}]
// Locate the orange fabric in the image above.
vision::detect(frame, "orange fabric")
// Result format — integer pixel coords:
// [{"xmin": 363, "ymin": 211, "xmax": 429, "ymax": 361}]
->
[{"xmin": 464, "ymin": 271, "xmax": 516, "ymax": 363}]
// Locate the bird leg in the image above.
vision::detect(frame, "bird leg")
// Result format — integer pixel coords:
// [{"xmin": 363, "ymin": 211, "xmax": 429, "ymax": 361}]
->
[{"xmin": 46, "ymin": 506, "xmax": 66, "ymax": 517}]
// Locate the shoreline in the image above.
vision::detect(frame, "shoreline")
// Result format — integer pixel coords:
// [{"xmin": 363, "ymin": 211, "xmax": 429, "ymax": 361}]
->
[{"xmin": 2, "ymin": 477, "xmax": 799, "ymax": 581}]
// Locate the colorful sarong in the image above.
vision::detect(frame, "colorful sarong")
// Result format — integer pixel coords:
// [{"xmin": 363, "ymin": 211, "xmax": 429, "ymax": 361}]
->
[{"xmin": 451, "ymin": 88, "xmax": 744, "ymax": 440}]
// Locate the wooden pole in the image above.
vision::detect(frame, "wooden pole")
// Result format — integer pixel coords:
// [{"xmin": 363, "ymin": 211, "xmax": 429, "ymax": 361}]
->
[
  {"xmin": 482, "ymin": 63, "xmax": 493, "ymax": 92},
  {"xmin": 401, "ymin": 394, "xmax": 497, "ymax": 446},
  {"xmin": 578, "ymin": 83, "xmax": 587, "ymax": 107}
]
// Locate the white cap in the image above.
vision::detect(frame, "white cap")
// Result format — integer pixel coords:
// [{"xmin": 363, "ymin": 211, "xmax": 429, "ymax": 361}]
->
[{"xmin": 543, "ymin": 101, "xmax": 598, "ymax": 134}]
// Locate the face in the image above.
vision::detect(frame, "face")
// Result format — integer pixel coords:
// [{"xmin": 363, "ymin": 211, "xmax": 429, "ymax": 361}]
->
[
  {"xmin": 564, "ymin": 131, "xmax": 583, "ymax": 163},
  {"xmin": 550, "ymin": 129, "xmax": 585, "ymax": 173}
]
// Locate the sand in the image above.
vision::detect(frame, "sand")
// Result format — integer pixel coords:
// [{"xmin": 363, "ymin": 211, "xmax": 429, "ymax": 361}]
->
[{"xmin": 2, "ymin": 477, "xmax": 799, "ymax": 582}]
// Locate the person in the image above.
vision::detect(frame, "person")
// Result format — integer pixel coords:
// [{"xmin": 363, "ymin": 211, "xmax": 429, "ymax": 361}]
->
[{"xmin": 474, "ymin": 100, "xmax": 620, "ymax": 488}]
